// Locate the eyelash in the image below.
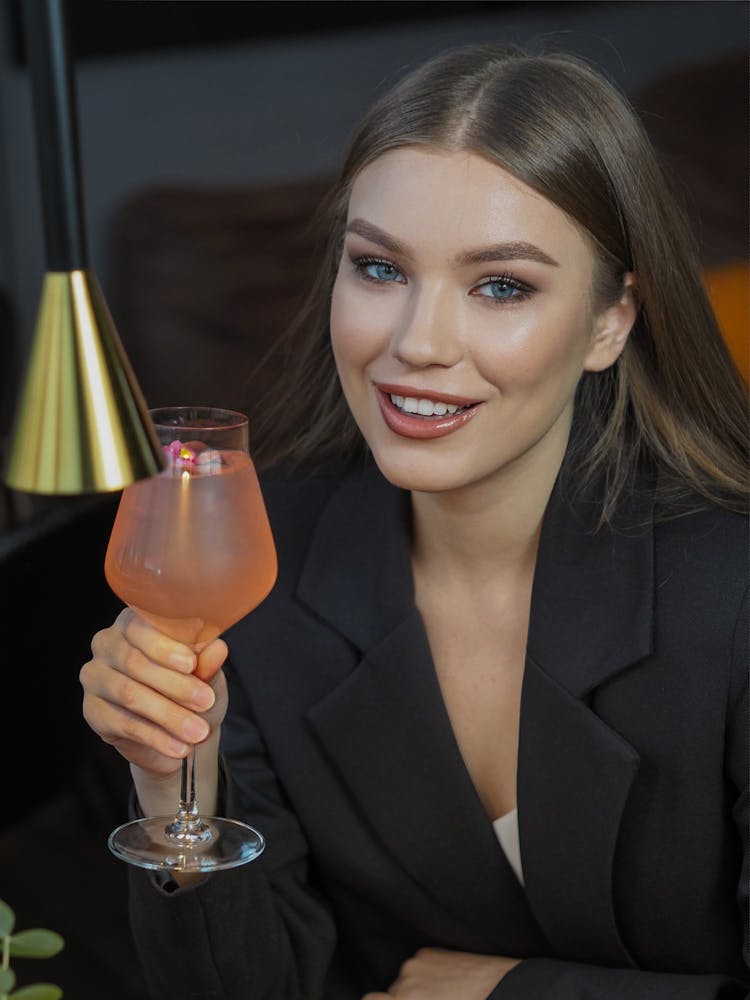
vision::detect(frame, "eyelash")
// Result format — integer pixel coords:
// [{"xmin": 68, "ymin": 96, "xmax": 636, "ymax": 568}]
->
[
  {"xmin": 352, "ymin": 256, "xmax": 405, "ymax": 284},
  {"xmin": 471, "ymin": 273, "xmax": 534, "ymax": 304},
  {"xmin": 351, "ymin": 255, "xmax": 533, "ymax": 303}
]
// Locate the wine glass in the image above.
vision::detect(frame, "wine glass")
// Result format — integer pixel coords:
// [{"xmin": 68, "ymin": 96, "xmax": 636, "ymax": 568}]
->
[{"xmin": 103, "ymin": 406, "xmax": 277, "ymax": 872}]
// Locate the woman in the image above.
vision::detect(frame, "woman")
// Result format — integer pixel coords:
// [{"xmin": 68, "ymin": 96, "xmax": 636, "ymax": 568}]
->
[{"xmin": 80, "ymin": 44, "xmax": 748, "ymax": 999}]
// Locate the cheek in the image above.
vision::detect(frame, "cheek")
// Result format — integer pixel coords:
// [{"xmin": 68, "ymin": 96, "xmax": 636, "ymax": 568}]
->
[
  {"xmin": 330, "ymin": 274, "xmax": 390, "ymax": 373},
  {"xmin": 329, "ymin": 275, "xmax": 369, "ymax": 398},
  {"xmin": 476, "ymin": 300, "xmax": 594, "ymax": 391}
]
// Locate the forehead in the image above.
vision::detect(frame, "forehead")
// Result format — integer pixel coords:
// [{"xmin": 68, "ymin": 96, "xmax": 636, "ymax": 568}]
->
[{"xmin": 347, "ymin": 147, "xmax": 592, "ymax": 268}]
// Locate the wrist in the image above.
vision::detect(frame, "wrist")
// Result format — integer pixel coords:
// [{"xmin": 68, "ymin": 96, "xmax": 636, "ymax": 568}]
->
[{"xmin": 132, "ymin": 731, "xmax": 221, "ymax": 817}]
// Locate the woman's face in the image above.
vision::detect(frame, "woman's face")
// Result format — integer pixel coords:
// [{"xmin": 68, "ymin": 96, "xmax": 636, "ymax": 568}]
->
[{"xmin": 330, "ymin": 147, "xmax": 631, "ymax": 496}]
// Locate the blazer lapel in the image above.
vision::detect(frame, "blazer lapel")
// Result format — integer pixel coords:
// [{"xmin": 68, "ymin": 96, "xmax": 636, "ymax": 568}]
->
[
  {"xmin": 298, "ymin": 464, "xmax": 545, "ymax": 949},
  {"xmin": 518, "ymin": 480, "xmax": 655, "ymax": 965},
  {"xmin": 296, "ymin": 461, "xmax": 656, "ymax": 963}
]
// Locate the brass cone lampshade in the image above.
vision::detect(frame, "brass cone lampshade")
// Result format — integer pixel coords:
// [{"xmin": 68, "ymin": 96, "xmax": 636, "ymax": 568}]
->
[
  {"xmin": 5, "ymin": 270, "xmax": 163, "ymax": 493},
  {"xmin": 3, "ymin": 0, "xmax": 164, "ymax": 494}
]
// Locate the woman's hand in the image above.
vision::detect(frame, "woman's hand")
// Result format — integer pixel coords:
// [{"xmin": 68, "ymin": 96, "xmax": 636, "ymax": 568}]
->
[
  {"xmin": 362, "ymin": 947, "xmax": 520, "ymax": 999},
  {"xmin": 80, "ymin": 607, "xmax": 228, "ymax": 780}
]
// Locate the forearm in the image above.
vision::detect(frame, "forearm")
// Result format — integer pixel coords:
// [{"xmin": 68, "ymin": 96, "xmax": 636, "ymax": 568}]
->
[{"xmin": 128, "ymin": 852, "xmax": 337, "ymax": 1000}]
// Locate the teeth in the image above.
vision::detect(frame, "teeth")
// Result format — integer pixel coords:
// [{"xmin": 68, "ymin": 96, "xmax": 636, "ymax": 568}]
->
[{"xmin": 389, "ymin": 393, "xmax": 469, "ymax": 417}]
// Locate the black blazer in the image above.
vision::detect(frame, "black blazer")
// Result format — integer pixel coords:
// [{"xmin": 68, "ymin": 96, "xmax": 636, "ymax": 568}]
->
[{"xmin": 129, "ymin": 460, "xmax": 749, "ymax": 1000}]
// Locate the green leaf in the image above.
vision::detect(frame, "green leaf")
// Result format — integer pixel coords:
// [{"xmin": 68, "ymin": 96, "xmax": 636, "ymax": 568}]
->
[
  {"xmin": 0, "ymin": 898, "xmax": 15, "ymax": 936},
  {"xmin": 9, "ymin": 930, "xmax": 64, "ymax": 959},
  {"xmin": 0, "ymin": 966, "xmax": 16, "ymax": 992},
  {"xmin": 9, "ymin": 985, "xmax": 63, "ymax": 1000}
]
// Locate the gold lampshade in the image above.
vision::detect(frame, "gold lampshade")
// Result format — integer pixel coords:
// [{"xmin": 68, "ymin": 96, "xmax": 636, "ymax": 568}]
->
[{"xmin": 4, "ymin": 269, "xmax": 165, "ymax": 494}]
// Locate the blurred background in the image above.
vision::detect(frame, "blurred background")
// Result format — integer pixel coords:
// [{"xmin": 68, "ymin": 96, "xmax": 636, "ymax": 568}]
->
[{"xmin": 0, "ymin": 2, "xmax": 747, "ymax": 997}]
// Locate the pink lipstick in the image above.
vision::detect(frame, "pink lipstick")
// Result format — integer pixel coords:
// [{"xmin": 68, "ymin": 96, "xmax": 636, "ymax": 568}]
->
[{"xmin": 375, "ymin": 385, "xmax": 481, "ymax": 440}]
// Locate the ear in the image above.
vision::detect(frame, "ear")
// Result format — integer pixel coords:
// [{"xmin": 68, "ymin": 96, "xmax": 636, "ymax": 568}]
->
[{"xmin": 583, "ymin": 273, "xmax": 638, "ymax": 373}]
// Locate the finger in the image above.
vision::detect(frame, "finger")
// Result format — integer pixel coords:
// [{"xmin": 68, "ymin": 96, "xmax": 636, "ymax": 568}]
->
[
  {"xmin": 120, "ymin": 607, "xmax": 198, "ymax": 672},
  {"xmin": 83, "ymin": 694, "xmax": 194, "ymax": 764},
  {"xmin": 100, "ymin": 608, "xmax": 197, "ymax": 674},
  {"xmin": 110, "ymin": 736, "xmax": 186, "ymax": 776},
  {"xmin": 81, "ymin": 660, "xmax": 211, "ymax": 746},
  {"xmin": 82, "ymin": 643, "xmax": 216, "ymax": 721},
  {"xmin": 194, "ymin": 637, "xmax": 228, "ymax": 682}
]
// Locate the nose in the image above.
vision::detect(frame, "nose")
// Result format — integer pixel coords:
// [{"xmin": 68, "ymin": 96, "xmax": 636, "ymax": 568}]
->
[{"xmin": 390, "ymin": 280, "xmax": 464, "ymax": 369}]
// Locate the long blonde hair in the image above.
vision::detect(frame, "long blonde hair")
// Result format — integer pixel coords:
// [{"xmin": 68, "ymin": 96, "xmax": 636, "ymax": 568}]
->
[{"xmin": 252, "ymin": 44, "xmax": 748, "ymax": 524}]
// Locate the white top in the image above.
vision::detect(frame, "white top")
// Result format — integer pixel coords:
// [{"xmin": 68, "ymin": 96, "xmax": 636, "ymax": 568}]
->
[{"xmin": 492, "ymin": 808, "xmax": 524, "ymax": 886}]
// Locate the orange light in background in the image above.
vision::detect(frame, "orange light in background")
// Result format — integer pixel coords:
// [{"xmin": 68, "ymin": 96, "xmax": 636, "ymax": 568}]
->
[{"xmin": 703, "ymin": 260, "xmax": 749, "ymax": 386}]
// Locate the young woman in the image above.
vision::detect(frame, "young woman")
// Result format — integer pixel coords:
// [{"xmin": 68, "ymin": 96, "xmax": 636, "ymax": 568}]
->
[{"xmin": 80, "ymin": 44, "xmax": 748, "ymax": 999}]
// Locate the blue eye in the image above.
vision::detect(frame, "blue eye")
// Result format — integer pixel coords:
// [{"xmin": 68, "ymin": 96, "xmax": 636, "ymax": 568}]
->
[
  {"xmin": 354, "ymin": 257, "xmax": 405, "ymax": 284},
  {"xmin": 472, "ymin": 274, "xmax": 531, "ymax": 302},
  {"xmin": 485, "ymin": 281, "xmax": 517, "ymax": 300}
]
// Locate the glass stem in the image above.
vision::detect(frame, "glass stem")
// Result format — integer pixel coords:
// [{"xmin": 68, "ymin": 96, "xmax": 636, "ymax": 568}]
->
[
  {"xmin": 180, "ymin": 747, "xmax": 197, "ymax": 814},
  {"xmin": 164, "ymin": 746, "xmax": 212, "ymax": 845}
]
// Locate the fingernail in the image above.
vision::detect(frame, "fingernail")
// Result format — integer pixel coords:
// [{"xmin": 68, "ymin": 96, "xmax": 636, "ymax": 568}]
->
[
  {"xmin": 168, "ymin": 739, "xmax": 189, "ymax": 756},
  {"xmin": 168, "ymin": 651, "xmax": 195, "ymax": 672},
  {"xmin": 183, "ymin": 718, "xmax": 209, "ymax": 742},
  {"xmin": 193, "ymin": 687, "xmax": 215, "ymax": 711}
]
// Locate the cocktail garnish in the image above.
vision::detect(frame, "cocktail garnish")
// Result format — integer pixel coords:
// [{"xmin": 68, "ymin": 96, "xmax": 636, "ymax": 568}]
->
[
  {"xmin": 197, "ymin": 449, "xmax": 223, "ymax": 472},
  {"xmin": 163, "ymin": 440, "xmax": 223, "ymax": 473},
  {"xmin": 164, "ymin": 440, "xmax": 197, "ymax": 470}
]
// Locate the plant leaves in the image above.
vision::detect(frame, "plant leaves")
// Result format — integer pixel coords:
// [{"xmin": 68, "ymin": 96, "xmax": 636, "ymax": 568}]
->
[
  {"xmin": 8, "ymin": 985, "xmax": 63, "ymax": 1000},
  {"xmin": 0, "ymin": 966, "xmax": 16, "ymax": 992},
  {"xmin": 9, "ymin": 930, "xmax": 64, "ymax": 959},
  {"xmin": 0, "ymin": 898, "xmax": 15, "ymax": 936}
]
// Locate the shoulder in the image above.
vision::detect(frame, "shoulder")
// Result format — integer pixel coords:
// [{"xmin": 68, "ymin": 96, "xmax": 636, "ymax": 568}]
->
[
  {"xmin": 652, "ymin": 501, "xmax": 748, "ymax": 593},
  {"xmin": 225, "ymin": 458, "xmax": 397, "ymax": 665},
  {"xmin": 597, "ymin": 471, "xmax": 748, "ymax": 596},
  {"xmin": 255, "ymin": 458, "xmax": 390, "ymax": 586},
  {"xmin": 258, "ymin": 463, "xmax": 345, "ymax": 531},
  {"xmin": 651, "ymin": 503, "xmax": 748, "ymax": 676},
  {"xmin": 254, "ymin": 462, "xmax": 347, "ymax": 580},
  {"xmin": 257, "ymin": 457, "xmax": 390, "ymax": 527}
]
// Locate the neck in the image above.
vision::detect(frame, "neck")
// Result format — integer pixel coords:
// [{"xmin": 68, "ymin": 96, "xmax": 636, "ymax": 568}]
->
[{"xmin": 410, "ymin": 430, "xmax": 569, "ymax": 583}]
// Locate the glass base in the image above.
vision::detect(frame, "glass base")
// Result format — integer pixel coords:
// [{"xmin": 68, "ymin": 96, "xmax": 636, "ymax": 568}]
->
[{"xmin": 108, "ymin": 815, "xmax": 265, "ymax": 872}]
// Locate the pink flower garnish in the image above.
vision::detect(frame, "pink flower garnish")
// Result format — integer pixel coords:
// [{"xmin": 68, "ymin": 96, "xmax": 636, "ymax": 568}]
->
[{"xmin": 163, "ymin": 440, "xmax": 197, "ymax": 469}]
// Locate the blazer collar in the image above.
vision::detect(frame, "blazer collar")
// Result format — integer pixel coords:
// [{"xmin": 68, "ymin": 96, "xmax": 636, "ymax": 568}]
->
[
  {"xmin": 527, "ymin": 476, "xmax": 654, "ymax": 697},
  {"xmin": 297, "ymin": 459, "xmax": 415, "ymax": 651},
  {"xmin": 298, "ymin": 458, "xmax": 655, "ymax": 697}
]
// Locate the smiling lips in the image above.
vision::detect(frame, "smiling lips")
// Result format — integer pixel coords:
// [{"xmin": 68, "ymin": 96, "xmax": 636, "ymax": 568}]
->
[{"xmin": 375, "ymin": 384, "xmax": 481, "ymax": 440}]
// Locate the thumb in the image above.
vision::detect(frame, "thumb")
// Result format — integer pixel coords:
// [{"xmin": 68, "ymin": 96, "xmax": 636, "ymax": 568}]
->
[{"xmin": 194, "ymin": 636, "xmax": 229, "ymax": 681}]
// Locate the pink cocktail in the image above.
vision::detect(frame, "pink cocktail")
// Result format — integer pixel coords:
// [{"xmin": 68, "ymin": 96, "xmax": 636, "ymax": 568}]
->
[{"xmin": 104, "ymin": 407, "xmax": 276, "ymax": 873}]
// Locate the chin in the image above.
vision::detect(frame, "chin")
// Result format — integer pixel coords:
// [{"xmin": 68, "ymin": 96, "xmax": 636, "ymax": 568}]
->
[{"xmin": 368, "ymin": 448, "xmax": 472, "ymax": 495}]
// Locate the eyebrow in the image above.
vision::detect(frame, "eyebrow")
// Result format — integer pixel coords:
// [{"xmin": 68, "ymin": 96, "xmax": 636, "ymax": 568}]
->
[
  {"xmin": 345, "ymin": 218, "xmax": 559, "ymax": 268},
  {"xmin": 455, "ymin": 243, "xmax": 559, "ymax": 268}
]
